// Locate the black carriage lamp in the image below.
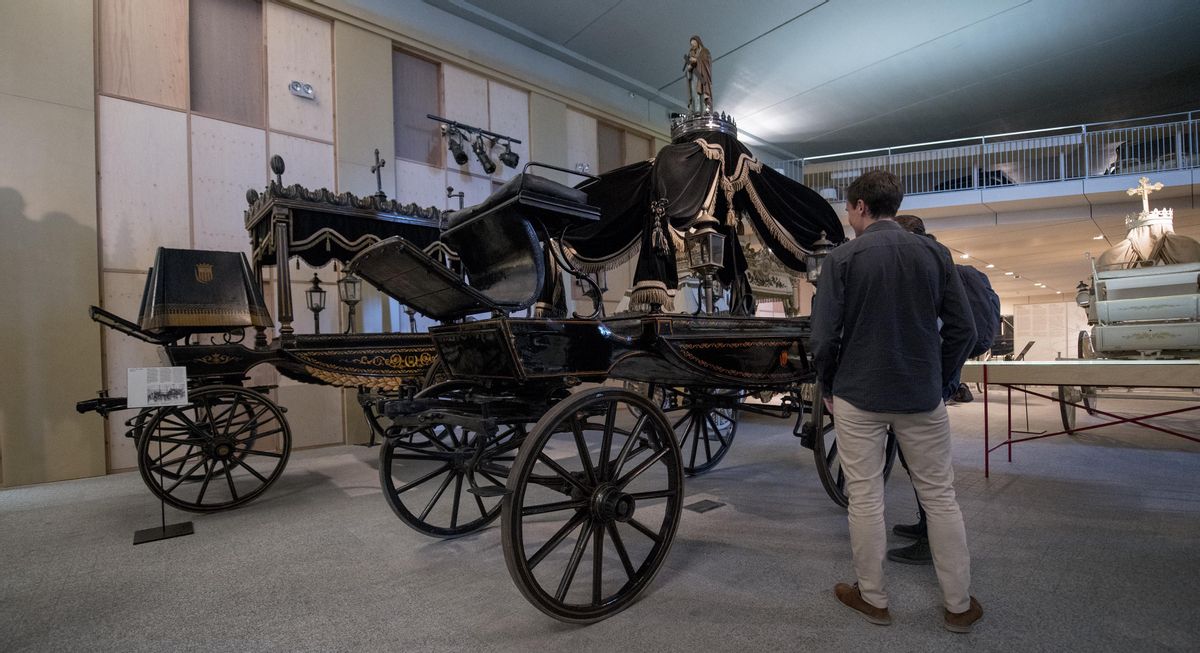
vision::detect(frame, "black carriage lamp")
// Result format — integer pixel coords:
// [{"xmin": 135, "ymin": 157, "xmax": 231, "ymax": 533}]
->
[
  {"xmin": 444, "ymin": 126, "xmax": 469, "ymax": 166},
  {"xmin": 472, "ymin": 133, "xmax": 497, "ymax": 174},
  {"xmin": 338, "ymin": 271, "xmax": 363, "ymax": 334},
  {"xmin": 1075, "ymin": 281, "xmax": 1091, "ymax": 308},
  {"xmin": 805, "ymin": 231, "xmax": 834, "ymax": 284},
  {"xmin": 305, "ymin": 273, "xmax": 327, "ymax": 335},
  {"xmin": 685, "ymin": 214, "xmax": 726, "ymax": 314},
  {"xmin": 498, "ymin": 140, "xmax": 520, "ymax": 169}
]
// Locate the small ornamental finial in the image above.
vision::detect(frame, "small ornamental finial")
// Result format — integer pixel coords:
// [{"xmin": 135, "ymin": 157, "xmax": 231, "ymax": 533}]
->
[
  {"xmin": 270, "ymin": 155, "xmax": 285, "ymax": 186},
  {"xmin": 1127, "ymin": 176, "xmax": 1163, "ymax": 214}
]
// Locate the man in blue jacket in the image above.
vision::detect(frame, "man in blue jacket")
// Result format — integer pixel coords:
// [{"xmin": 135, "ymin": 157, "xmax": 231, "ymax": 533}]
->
[{"xmin": 811, "ymin": 171, "xmax": 982, "ymax": 632}]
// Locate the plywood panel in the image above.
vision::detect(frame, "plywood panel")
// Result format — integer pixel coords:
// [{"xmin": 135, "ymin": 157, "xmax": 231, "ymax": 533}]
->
[
  {"xmin": 334, "ymin": 22, "xmax": 394, "ymax": 169},
  {"xmin": 101, "ymin": 271, "xmax": 164, "ymax": 471},
  {"xmin": 597, "ymin": 122, "xmax": 623, "ymax": 174},
  {"xmin": 338, "ymin": 161, "xmax": 395, "ymax": 201},
  {"xmin": 266, "ymin": 2, "xmax": 333, "ymax": 140},
  {"xmin": 623, "ymin": 131, "xmax": 652, "ymax": 165},
  {"xmin": 0, "ymin": 93, "xmax": 103, "ymax": 486},
  {"xmin": 442, "ymin": 64, "xmax": 489, "ymax": 132},
  {"xmin": 528, "ymin": 93, "xmax": 568, "ymax": 185},
  {"xmin": 268, "ymin": 132, "xmax": 335, "ymax": 190},
  {"xmin": 395, "ymin": 159, "xmax": 448, "ymax": 211},
  {"xmin": 565, "ymin": 108, "xmax": 598, "ymax": 178},
  {"xmin": 276, "ymin": 384, "xmax": 343, "ymax": 448},
  {"xmin": 444, "ymin": 169, "xmax": 494, "ymax": 211},
  {"xmin": 98, "ymin": 96, "xmax": 191, "ymax": 271},
  {"xmin": 488, "ymin": 80, "xmax": 529, "ymax": 183},
  {"xmin": 0, "ymin": 0, "xmax": 95, "ymax": 109},
  {"xmin": 190, "ymin": 0, "xmax": 264, "ymax": 126},
  {"xmin": 393, "ymin": 50, "xmax": 441, "ymax": 166},
  {"xmin": 99, "ymin": 0, "xmax": 188, "ymax": 109},
  {"xmin": 191, "ymin": 116, "xmax": 266, "ymax": 255}
]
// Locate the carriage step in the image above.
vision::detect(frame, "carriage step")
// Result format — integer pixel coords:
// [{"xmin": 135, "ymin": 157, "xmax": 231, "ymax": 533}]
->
[{"xmin": 468, "ymin": 486, "xmax": 510, "ymax": 498}]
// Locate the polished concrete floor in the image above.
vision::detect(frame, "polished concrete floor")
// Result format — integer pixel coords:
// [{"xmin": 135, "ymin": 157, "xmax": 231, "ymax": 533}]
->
[{"xmin": 2, "ymin": 388, "xmax": 1198, "ymax": 652}]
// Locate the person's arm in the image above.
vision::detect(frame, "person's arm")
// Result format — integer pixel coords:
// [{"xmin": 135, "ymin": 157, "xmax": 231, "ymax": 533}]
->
[
  {"xmin": 939, "ymin": 257, "xmax": 976, "ymax": 391},
  {"xmin": 810, "ymin": 253, "xmax": 845, "ymax": 398}
]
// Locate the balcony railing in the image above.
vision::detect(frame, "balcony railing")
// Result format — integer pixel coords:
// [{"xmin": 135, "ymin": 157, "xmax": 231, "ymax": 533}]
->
[{"xmin": 785, "ymin": 111, "xmax": 1198, "ymax": 202}]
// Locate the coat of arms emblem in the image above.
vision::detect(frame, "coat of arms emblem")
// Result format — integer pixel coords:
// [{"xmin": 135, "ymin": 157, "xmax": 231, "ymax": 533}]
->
[{"xmin": 194, "ymin": 263, "xmax": 214, "ymax": 284}]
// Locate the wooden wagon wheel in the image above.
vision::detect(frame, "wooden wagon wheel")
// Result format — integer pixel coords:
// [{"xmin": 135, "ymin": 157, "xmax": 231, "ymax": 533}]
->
[
  {"xmin": 658, "ymin": 386, "xmax": 739, "ymax": 475},
  {"xmin": 137, "ymin": 385, "xmax": 291, "ymax": 513},
  {"xmin": 502, "ymin": 387, "xmax": 683, "ymax": 623},
  {"xmin": 1078, "ymin": 330, "xmax": 1099, "ymax": 416},
  {"xmin": 379, "ymin": 380, "xmax": 524, "ymax": 538},
  {"xmin": 807, "ymin": 388, "xmax": 899, "ymax": 509}
]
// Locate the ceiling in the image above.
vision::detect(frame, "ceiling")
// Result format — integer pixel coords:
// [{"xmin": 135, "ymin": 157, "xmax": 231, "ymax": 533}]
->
[
  {"xmin": 427, "ymin": 0, "xmax": 1200, "ymax": 158},
  {"xmin": 423, "ymin": 0, "xmax": 1199, "ymax": 304}
]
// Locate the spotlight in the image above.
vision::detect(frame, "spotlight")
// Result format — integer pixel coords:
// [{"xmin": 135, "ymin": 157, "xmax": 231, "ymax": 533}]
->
[
  {"xmin": 472, "ymin": 134, "xmax": 496, "ymax": 174},
  {"xmin": 445, "ymin": 127, "xmax": 468, "ymax": 166},
  {"xmin": 498, "ymin": 140, "xmax": 520, "ymax": 169}
]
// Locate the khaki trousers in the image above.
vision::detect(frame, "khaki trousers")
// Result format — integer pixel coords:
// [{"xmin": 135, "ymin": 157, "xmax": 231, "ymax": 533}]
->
[{"xmin": 832, "ymin": 396, "xmax": 972, "ymax": 613}]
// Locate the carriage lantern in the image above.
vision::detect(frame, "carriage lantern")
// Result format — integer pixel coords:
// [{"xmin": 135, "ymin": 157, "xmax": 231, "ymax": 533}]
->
[
  {"xmin": 805, "ymin": 231, "xmax": 834, "ymax": 284},
  {"xmin": 305, "ymin": 273, "xmax": 327, "ymax": 334},
  {"xmin": 1075, "ymin": 281, "xmax": 1091, "ymax": 309},
  {"xmin": 338, "ymin": 272, "xmax": 363, "ymax": 334},
  {"xmin": 686, "ymin": 217, "xmax": 725, "ymax": 314}
]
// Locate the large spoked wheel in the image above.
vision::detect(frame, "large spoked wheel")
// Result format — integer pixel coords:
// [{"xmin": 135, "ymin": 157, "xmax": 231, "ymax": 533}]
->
[
  {"xmin": 502, "ymin": 387, "xmax": 684, "ymax": 624},
  {"xmin": 137, "ymin": 385, "xmax": 291, "ymax": 513},
  {"xmin": 379, "ymin": 381, "xmax": 524, "ymax": 538},
  {"xmin": 809, "ymin": 396, "xmax": 899, "ymax": 509},
  {"xmin": 660, "ymin": 387, "xmax": 739, "ymax": 475},
  {"xmin": 1077, "ymin": 331, "xmax": 1099, "ymax": 416},
  {"xmin": 1058, "ymin": 385, "xmax": 1097, "ymax": 434}
]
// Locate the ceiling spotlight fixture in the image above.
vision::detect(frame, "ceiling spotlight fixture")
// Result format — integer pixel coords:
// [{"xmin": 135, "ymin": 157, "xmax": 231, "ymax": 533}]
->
[
  {"xmin": 985, "ymin": 264, "xmax": 995, "ymax": 269},
  {"xmin": 1093, "ymin": 235, "xmax": 1105, "ymax": 240},
  {"xmin": 445, "ymin": 127, "xmax": 469, "ymax": 166},
  {"xmin": 1004, "ymin": 271, "xmax": 1014, "ymax": 276},
  {"xmin": 960, "ymin": 253, "xmax": 970, "ymax": 259},
  {"xmin": 498, "ymin": 140, "xmax": 520, "ymax": 169},
  {"xmin": 472, "ymin": 133, "xmax": 496, "ymax": 174},
  {"xmin": 1056, "ymin": 291, "xmax": 1063, "ymax": 294}
]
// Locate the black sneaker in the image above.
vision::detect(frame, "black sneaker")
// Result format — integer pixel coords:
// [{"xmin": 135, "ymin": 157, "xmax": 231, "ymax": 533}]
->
[
  {"xmin": 954, "ymin": 383, "xmax": 974, "ymax": 403},
  {"xmin": 887, "ymin": 537, "xmax": 933, "ymax": 565},
  {"xmin": 892, "ymin": 522, "xmax": 926, "ymax": 540}
]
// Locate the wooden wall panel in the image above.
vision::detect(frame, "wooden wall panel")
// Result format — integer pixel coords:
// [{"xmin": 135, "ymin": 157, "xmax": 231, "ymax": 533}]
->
[
  {"xmin": 268, "ymin": 132, "xmax": 335, "ymax": 190},
  {"xmin": 487, "ymin": 80, "xmax": 529, "ymax": 183},
  {"xmin": 191, "ymin": 116, "xmax": 266, "ymax": 256},
  {"xmin": 98, "ymin": 96, "xmax": 191, "ymax": 271},
  {"xmin": 0, "ymin": 0, "xmax": 95, "ymax": 110},
  {"xmin": 99, "ymin": 0, "xmax": 188, "ymax": 109},
  {"xmin": 597, "ymin": 122, "xmax": 623, "ymax": 174},
  {"xmin": 190, "ymin": 0, "xmax": 264, "ymax": 126},
  {"xmin": 266, "ymin": 2, "xmax": 333, "ymax": 141},
  {"xmin": 444, "ymin": 169, "xmax": 494, "ymax": 210},
  {"xmin": 334, "ymin": 21, "xmax": 394, "ymax": 170},
  {"xmin": 623, "ymin": 131, "xmax": 652, "ymax": 165},
  {"xmin": 393, "ymin": 50, "xmax": 441, "ymax": 166},
  {"xmin": 395, "ymin": 159, "xmax": 447, "ymax": 210},
  {"xmin": 528, "ymin": 93, "xmax": 569, "ymax": 185},
  {"xmin": 565, "ymin": 108, "xmax": 598, "ymax": 178},
  {"xmin": 101, "ymin": 270, "xmax": 162, "ymax": 471},
  {"xmin": 442, "ymin": 64, "xmax": 489, "ymax": 175},
  {"xmin": 276, "ymin": 384, "xmax": 344, "ymax": 448}
]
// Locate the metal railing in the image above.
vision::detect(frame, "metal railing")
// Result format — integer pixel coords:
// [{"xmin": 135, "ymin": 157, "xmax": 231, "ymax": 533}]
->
[{"xmin": 786, "ymin": 111, "xmax": 1197, "ymax": 202}]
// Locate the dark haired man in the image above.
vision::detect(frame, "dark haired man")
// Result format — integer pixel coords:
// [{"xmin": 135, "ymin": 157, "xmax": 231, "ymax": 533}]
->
[
  {"xmin": 888, "ymin": 214, "xmax": 1001, "ymax": 566},
  {"xmin": 811, "ymin": 170, "xmax": 983, "ymax": 632}
]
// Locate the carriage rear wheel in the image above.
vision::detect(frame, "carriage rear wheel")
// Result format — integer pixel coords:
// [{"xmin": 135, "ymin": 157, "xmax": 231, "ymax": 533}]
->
[
  {"xmin": 379, "ymin": 381, "xmax": 524, "ymax": 538},
  {"xmin": 502, "ymin": 387, "xmax": 683, "ymax": 623},
  {"xmin": 659, "ymin": 387, "xmax": 739, "ymax": 475},
  {"xmin": 811, "ymin": 407, "xmax": 899, "ymax": 510},
  {"xmin": 1058, "ymin": 385, "xmax": 1096, "ymax": 434},
  {"xmin": 137, "ymin": 385, "xmax": 291, "ymax": 513}
]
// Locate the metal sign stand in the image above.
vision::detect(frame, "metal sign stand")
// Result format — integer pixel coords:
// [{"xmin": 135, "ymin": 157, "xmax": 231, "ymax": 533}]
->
[{"xmin": 133, "ymin": 434, "xmax": 194, "ymax": 545}]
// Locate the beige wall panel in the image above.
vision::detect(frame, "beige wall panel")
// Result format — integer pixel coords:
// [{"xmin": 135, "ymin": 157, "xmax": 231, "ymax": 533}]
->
[
  {"xmin": 280, "ymin": 265, "xmax": 340, "ymax": 342},
  {"xmin": 333, "ymin": 21, "xmax": 394, "ymax": 169},
  {"xmin": 395, "ymin": 159, "xmax": 448, "ymax": 210},
  {"xmin": 487, "ymin": 81, "xmax": 530, "ymax": 184},
  {"xmin": 276, "ymin": 383, "xmax": 344, "ymax": 448},
  {"xmin": 100, "ymin": 271, "xmax": 164, "ymax": 471},
  {"xmin": 565, "ymin": 108, "xmax": 599, "ymax": 178},
  {"xmin": 191, "ymin": 116, "xmax": 267, "ymax": 256},
  {"xmin": 268, "ymin": 132, "xmax": 336, "ymax": 190},
  {"xmin": 266, "ymin": 2, "xmax": 333, "ymax": 140},
  {"xmin": 653, "ymin": 137, "xmax": 670, "ymax": 158},
  {"xmin": 338, "ymin": 161, "xmax": 395, "ymax": 200},
  {"xmin": 189, "ymin": 0, "xmax": 265, "ymax": 127},
  {"xmin": 528, "ymin": 93, "xmax": 568, "ymax": 185},
  {"xmin": 99, "ymin": 0, "xmax": 188, "ymax": 109},
  {"xmin": 623, "ymin": 132, "xmax": 652, "ymax": 165},
  {"xmin": 98, "ymin": 96, "xmax": 191, "ymax": 271},
  {"xmin": 442, "ymin": 64, "xmax": 489, "ymax": 131},
  {"xmin": 444, "ymin": 170, "xmax": 494, "ymax": 211},
  {"xmin": 343, "ymin": 390, "xmax": 371, "ymax": 445},
  {"xmin": 0, "ymin": 0, "xmax": 94, "ymax": 109},
  {"xmin": 0, "ymin": 93, "xmax": 103, "ymax": 486}
]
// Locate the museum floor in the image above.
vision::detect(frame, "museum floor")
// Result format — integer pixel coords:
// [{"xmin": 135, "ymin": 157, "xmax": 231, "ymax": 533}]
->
[{"xmin": 2, "ymin": 389, "xmax": 1197, "ymax": 652}]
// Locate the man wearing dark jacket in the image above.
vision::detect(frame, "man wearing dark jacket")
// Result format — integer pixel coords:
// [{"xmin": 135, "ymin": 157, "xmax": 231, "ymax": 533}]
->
[
  {"xmin": 888, "ymin": 214, "xmax": 1001, "ymax": 566},
  {"xmin": 811, "ymin": 171, "xmax": 982, "ymax": 633}
]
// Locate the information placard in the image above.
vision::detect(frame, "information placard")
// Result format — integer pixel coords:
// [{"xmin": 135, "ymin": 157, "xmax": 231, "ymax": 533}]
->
[{"xmin": 127, "ymin": 367, "xmax": 189, "ymax": 408}]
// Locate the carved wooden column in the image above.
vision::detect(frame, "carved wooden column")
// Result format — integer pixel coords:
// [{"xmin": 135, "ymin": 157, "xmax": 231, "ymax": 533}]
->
[{"xmin": 273, "ymin": 206, "xmax": 294, "ymax": 341}]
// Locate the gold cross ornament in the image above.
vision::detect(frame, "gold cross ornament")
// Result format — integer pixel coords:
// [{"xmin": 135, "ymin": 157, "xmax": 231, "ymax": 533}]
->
[{"xmin": 1127, "ymin": 176, "xmax": 1163, "ymax": 214}]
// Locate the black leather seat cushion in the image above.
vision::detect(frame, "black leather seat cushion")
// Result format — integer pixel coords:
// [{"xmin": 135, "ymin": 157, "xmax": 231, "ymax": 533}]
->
[{"xmin": 445, "ymin": 173, "xmax": 588, "ymax": 229}]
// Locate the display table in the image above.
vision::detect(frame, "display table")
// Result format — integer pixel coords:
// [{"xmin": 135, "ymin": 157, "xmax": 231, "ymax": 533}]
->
[{"xmin": 961, "ymin": 360, "xmax": 1200, "ymax": 476}]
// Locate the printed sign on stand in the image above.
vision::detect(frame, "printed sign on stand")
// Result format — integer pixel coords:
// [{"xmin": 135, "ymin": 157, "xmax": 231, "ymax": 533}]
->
[{"xmin": 127, "ymin": 367, "xmax": 189, "ymax": 408}]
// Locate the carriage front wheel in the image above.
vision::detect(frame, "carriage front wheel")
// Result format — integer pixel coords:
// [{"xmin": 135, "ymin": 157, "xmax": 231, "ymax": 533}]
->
[
  {"xmin": 137, "ymin": 385, "xmax": 291, "ymax": 513},
  {"xmin": 501, "ymin": 387, "xmax": 683, "ymax": 623}
]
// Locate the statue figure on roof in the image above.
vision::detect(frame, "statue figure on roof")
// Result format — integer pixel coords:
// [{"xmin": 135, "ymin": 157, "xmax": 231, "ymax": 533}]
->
[{"xmin": 683, "ymin": 35, "xmax": 713, "ymax": 113}]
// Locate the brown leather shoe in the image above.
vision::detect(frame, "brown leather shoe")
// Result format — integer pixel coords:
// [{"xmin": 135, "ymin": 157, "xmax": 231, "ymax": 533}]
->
[
  {"xmin": 944, "ymin": 596, "xmax": 983, "ymax": 633},
  {"xmin": 834, "ymin": 583, "xmax": 892, "ymax": 625}
]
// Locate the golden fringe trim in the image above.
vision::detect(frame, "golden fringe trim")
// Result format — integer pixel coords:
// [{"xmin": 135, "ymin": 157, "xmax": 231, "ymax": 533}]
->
[
  {"xmin": 562, "ymin": 237, "xmax": 642, "ymax": 273},
  {"xmin": 629, "ymin": 281, "xmax": 675, "ymax": 312},
  {"xmin": 303, "ymin": 366, "xmax": 409, "ymax": 390},
  {"xmin": 743, "ymin": 181, "xmax": 808, "ymax": 261}
]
